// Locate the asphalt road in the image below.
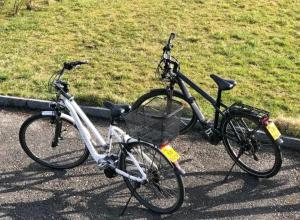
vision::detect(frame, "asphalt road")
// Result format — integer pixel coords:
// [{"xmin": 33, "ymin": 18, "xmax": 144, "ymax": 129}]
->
[{"xmin": 0, "ymin": 108, "xmax": 299, "ymax": 219}]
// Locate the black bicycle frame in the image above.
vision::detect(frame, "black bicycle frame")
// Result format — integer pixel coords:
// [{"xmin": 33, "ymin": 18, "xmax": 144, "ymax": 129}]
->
[{"xmin": 174, "ymin": 70, "xmax": 228, "ymax": 129}]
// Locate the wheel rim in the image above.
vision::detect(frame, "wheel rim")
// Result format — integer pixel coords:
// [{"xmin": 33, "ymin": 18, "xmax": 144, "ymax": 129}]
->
[
  {"xmin": 225, "ymin": 116, "xmax": 277, "ymax": 174},
  {"xmin": 123, "ymin": 143, "xmax": 182, "ymax": 212},
  {"xmin": 24, "ymin": 116, "xmax": 86, "ymax": 167}
]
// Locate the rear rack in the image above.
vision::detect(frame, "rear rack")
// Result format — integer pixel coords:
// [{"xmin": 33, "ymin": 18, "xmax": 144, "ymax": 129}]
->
[{"xmin": 228, "ymin": 103, "xmax": 270, "ymax": 119}]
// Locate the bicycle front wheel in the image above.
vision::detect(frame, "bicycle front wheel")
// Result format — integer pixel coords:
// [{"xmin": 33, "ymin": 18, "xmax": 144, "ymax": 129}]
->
[
  {"xmin": 222, "ymin": 113, "xmax": 282, "ymax": 178},
  {"xmin": 19, "ymin": 113, "xmax": 89, "ymax": 169},
  {"xmin": 132, "ymin": 89, "xmax": 197, "ymax": 134},
  {"xmin": 119, "ymin": 141, "xmax": 184, "ymax": 214}
]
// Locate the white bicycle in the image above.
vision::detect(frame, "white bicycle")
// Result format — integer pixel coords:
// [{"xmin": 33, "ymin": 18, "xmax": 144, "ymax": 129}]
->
[{"xmin": 19, "ymin": 61, "xmax": 184, "ymax": 214}]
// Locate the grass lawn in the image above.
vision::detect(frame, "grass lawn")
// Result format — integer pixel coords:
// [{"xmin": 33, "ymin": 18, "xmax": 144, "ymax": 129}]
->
[{"xmin": 0, "ymin": 0, "xmax": 299, "ymax": 123}]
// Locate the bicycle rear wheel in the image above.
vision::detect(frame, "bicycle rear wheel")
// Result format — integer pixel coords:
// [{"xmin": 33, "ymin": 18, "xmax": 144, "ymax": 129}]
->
[
  {"xmin": 132, "ymin": 89, "xmax": 197, "ymax": 134},
  {"xmin": 222, "ymin": 113, "xmax": 282, "ymax": 178},
  {"xmin": 119, "ymin": 141, "xmax": 184, "ymax": 214},
  {"xmin": 19, "ymin": 113, "xmax": 89, "ymax": 169}
]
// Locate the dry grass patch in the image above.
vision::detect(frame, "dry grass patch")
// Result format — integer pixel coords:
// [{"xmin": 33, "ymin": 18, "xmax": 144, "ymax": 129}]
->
[{"xmin": 275, "ymin": 116, "xmax": 300, "ymax": 138}]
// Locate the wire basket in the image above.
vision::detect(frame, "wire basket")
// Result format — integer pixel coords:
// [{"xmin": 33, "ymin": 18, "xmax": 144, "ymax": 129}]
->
[{"xmin": 124, "ymin": 97, "xmax": 183, "ymax": 145}]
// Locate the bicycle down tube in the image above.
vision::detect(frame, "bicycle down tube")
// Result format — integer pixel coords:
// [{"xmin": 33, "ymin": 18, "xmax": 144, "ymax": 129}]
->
[
  {"xmin": 176, "ymin": 71, "xmax": 227, "ymax": 125},
  {"xmin": 176, "ymin": 71, "xmax": 214, "ymax": 122}
]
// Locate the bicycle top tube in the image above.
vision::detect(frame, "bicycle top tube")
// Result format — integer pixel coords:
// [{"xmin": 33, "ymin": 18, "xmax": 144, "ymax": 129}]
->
[{"xmin": 176, "ymin": 71, "xmax": 218, "ymax": 107}]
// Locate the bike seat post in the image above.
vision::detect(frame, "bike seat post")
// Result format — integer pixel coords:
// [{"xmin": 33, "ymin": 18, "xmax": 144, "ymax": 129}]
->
[{"xmin": 214, "ymin": 89, "xmax": 222, "ymax": 129}]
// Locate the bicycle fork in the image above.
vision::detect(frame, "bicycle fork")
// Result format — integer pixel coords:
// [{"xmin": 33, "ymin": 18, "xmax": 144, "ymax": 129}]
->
[{"xmin": 51, "ymin": 115, "xmax": 62, "ymax": 148}]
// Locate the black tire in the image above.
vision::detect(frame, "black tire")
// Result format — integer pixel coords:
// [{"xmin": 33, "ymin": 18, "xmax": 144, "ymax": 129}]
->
[
  {"xmin": 222, "ymin": 113, "xmax": 282, "ymax": 178},
  {"xmin": 19, "ymin": 113, "xmax": 89, "ymax": 169},
  {"xmin": 119, "ymin": 141, "xmax": 184, "ymax": 214},
  {"xmin": 132, "ymin": 89, "xmax": 197, "ymax": 134}
]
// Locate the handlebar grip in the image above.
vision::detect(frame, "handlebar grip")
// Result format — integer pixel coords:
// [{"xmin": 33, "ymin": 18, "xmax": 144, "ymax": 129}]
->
[
  {"xmin": 167, "ymin": 33, "xmax": 176, "ymax": 45},
  {"xmin": 169, "ymin": 33, "xmax": 175, "ymax": 42},
  {"xmin": 164, "ymin": 33, "xmax": 176, "ymax": 52}
]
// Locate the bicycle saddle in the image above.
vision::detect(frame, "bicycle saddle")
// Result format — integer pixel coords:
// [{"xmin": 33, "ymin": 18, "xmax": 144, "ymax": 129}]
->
[
  {"xmin": 103, "ymin": 101, "xmax": 131, "ymax": 118},
  {"xmin": 210, "ymin": 74, "xmax": 236, "ymax": 91}
]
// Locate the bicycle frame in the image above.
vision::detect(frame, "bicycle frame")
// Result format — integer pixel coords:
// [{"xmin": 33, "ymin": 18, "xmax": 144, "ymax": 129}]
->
[
  {"xmin": 42, "ymin": 95, "xmax": 147, "ymax": 183},
  {"xmin": 173, "ymin": 71, "xmax": 228, "ymax": 129},
  {"xmin": 171, "ymin": 70, "xmax": 277, "ymax": 145}
]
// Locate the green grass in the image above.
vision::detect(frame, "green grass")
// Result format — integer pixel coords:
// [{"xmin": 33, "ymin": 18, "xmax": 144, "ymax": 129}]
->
[{"xmin": 0, "ymin": 0, "xmax": 299, "ymax": 123}]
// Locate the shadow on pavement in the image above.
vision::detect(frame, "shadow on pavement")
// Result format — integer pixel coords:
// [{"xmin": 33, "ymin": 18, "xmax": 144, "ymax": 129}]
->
[{"xmin": 0, "ymin": 156, "xmax": 299, "ymax": 219}]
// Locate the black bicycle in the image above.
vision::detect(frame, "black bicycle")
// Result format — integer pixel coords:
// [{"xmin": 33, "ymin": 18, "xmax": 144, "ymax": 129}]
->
[{"xmin": 132, "ymin": 33, "xmax": 283, "ymax": 179}]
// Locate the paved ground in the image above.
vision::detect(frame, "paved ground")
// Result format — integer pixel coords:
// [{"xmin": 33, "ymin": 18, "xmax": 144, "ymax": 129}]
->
[{"xmin": 0, "ymin": 108, "xmax": 299, "ymax": 219}]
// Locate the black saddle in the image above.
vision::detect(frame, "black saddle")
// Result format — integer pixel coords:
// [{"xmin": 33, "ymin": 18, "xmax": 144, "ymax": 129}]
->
[
  {"xmin": 210, "ymin": 74, "xmax": 236, "ymax": 91},
  {"xmin": 103, "ymin": 101, "xmax": 131, "ymax": 118}
]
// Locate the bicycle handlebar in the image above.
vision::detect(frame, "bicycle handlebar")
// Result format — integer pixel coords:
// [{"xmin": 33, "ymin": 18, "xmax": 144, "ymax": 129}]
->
[
  {"xmin": 63, "ymin": 60, "xmax": 88, "ymax": 70},
  {"xmin": 163, "ymin": 33, "xmax": 176, "ymax": 52},
  {"xmin": 57, "ymin": 60, "xmax": 88, "ymax": 77},
  {"xmin": 48, "ymin": 60, "xmax": 88, "ymax": 95},
  {"xmin": 158, "ymin": 33, "xmax": 180, "ymax": 79}
]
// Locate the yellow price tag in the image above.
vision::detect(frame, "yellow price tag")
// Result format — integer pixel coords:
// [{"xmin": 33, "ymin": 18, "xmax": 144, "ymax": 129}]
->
[
  {"xmin": 161, "ymin": 145, "xmax": 180, "ymax": 163},
  {"xmin": 266, "ymin": 122, "xmax": 281, "ymax": 140}
]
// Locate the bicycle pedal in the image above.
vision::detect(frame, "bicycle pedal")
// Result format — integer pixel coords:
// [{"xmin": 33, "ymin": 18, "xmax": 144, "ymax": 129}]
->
[
  {"xmin": 204, "ymin": 128, "xmax": 214, "ymax": 137},
  {"xmin": 202, "ymin": 128, "xmax": 221, "ymax": 145},
  {"xmin": 98, "ymin": 161, "xmax": 108, "ymax": 168},
  {"xmin": 98, "ymin": 155, "xmax": 118, "ymax": 168}
]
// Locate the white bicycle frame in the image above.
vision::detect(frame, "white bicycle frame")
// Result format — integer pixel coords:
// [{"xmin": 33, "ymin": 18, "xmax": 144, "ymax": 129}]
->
[{"xmin": 42, "ymin": 95, "xmax": 147, "ymax": 183}]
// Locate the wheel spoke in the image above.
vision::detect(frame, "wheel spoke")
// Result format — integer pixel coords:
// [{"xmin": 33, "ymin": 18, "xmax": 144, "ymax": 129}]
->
[
  {"xmin": 224, "ymin": 115, "xmax": 281, "ymax": 176},
  {"xmin": 121, "ymin": 142, "xmax": 183, "ymax": 213}
]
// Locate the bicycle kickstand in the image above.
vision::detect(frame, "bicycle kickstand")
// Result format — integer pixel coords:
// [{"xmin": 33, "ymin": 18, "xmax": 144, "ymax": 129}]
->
[
  {"xmin": 223, "ymin": 148, "xmax": 245, "ymax": 182},
  {"xmin": 119, "ymin": 182, "xmax": 140, "ymax": 216}
]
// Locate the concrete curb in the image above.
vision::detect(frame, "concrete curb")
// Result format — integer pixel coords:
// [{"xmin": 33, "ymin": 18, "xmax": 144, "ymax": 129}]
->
[
  {"xmin": 280, "ymin": 136, "xmax": 300, "ymax": 152},
  {"xmin": 0, "ymin": 95, "xmax": 299, "ymax": 151}
]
